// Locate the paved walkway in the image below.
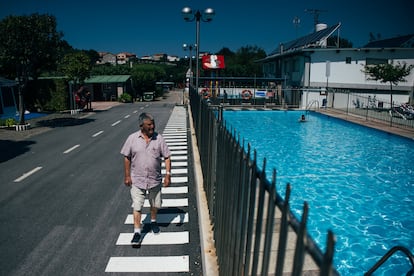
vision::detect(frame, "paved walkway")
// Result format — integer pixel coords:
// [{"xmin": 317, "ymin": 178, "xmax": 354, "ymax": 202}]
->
[{"xmin": 317, "ymin": 108, "xmax": 414, "ymax": 140}]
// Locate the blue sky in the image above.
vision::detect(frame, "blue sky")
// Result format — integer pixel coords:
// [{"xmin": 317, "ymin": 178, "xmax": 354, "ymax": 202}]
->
[{"xmin": 0, "ymin": 0, "xmax": 412, "ymax": 57}]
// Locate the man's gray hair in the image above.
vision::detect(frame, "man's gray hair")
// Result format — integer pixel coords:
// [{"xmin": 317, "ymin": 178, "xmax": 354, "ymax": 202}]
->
[{"xmin": 138, "ymin": 112, "xmax": 154, "ymax": 126}]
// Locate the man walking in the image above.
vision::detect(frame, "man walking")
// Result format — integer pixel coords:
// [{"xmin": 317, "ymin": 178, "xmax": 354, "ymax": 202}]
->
[{"xmin": 121, "ymin": 112, "xmax": 171, "ymax": 245}]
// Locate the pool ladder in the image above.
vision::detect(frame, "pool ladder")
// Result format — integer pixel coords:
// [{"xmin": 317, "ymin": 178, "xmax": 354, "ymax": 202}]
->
[
  {"xmin": 305, "ymin": 100, "xmax": 319, "ymax": 111},
  {"xmin": 364, "ymin": 246, "xmax": 414, "ymax": 275}
]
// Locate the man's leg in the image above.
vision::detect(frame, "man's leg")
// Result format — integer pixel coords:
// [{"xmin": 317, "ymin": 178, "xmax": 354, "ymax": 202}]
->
[
  {"xmin": 134, "ymin": 210, "xmax": 142, "ymax": 230},
  {"xmin": 149, "ymin": 186, "xmax": 162, "ymax": 234},
  {"xmin": 130, "ymin": 186, "xmax": 145, "ymax": 244}
]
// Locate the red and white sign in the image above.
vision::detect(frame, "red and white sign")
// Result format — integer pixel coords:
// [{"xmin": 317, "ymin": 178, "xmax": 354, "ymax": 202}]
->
[{"xmin": 202, "ymin": 55, "xmax": 225, "ymax": 70}]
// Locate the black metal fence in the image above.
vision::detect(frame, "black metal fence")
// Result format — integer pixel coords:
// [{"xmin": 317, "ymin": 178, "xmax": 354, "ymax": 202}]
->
[{"xmin": 189, "ymin": 89, "xmax": 339, "ymax": 275}]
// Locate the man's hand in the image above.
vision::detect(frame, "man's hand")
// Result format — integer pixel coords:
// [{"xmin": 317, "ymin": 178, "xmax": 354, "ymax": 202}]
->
[
  {"xmin": 124, "ymin": 175, "xmax": 132, "ymax": 186},
  {"xmin": 163, "ymin": 174, "xmax": 171, "ymax": 187}
]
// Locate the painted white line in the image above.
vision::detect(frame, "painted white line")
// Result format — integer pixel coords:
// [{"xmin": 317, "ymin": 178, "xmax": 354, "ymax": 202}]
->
[
  {"xmin": 170, "ymin": 176, "xmax": 188, "ymax": 183},
  {"xmin": 166, "ymin": 142, "xmax": 188, "ymax": 146},
  {"xmin": 124, "ymin": 115, "xmax": 130, "ymax": 119},
  {"xmin": 171, "ymin": 155, "xmax": 188, "ymax": 161},
  {"xmin": 162, "ymin": 161, "xmax": 188, "ymax": 167},
  {"xmin": 124, "ymin": 212, "xmax": 189, "ymax": 224},
  {"xmin": 162, "ymin": 186, "xmax": 188, "ymax": 194},
  {"xmin": 165, "ymin": 139, "xmax": 187, "ymax": 143},
  {"xmin": 111, "ymin": 120, "xmax": 121, "ymax": 126},
  {"xmin": 105, "ymin": 256, "xmax": 189, "ymax": 272},
  {"xmin": 169, "ymin": 146, "xmax": 188, "ymax": 150},
  {"xmin": 116, "ymin": 232, "xmax": 189, "ymax": 245},
  {"xmin": 170, "ymin": 150, "xmax": 187, "ymax": 155},
  {"xmin": 133, "ymin": 110, "xmax": 138, "ymax": 113},
  {"xmin": 92, "ymin": 130, "xmax": 104, "ymax": 137},
  {"xmin": 14, "ymin": 166, "xmax": 43, "ymax": 182},
  {"xmin": 144, "ymin": 198, "xmax": 188, "ymax": 207},
  {"xmin": 163, "ymin": 168, "xmax": 188, "ymax": 175},
  {"xmin": 140, "ymin": 107, "xmax": 145, "ymax": 110},
  {"xmin": 63, "ymin": 144, "xmax": 80, "ymax": 154}
]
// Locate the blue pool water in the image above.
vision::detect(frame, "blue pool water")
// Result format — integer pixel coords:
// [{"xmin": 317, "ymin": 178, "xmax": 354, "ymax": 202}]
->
[{"xmin": 223, "ymin": 110, "xmax": 414, "ymax": 275}]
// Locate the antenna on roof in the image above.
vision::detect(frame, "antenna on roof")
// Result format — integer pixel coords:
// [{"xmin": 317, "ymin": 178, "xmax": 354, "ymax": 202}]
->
[{"xmin": 305, "ymin": 9, "xmax": 328, "ymax": 31}]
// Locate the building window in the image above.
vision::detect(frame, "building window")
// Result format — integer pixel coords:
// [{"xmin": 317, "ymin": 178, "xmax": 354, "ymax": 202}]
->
[{"xmin": 346, "ymin": 57, "xmax": 352, "ymax": 64}]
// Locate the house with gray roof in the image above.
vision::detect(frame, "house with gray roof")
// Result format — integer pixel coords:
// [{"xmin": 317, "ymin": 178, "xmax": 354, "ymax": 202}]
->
[{"xmin": 259, "ymin": 25, "xmax": 414, "ymax": 109}]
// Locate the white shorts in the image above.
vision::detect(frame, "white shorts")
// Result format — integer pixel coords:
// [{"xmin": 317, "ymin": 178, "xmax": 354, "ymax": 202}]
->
[{"xmin": 130, "ymin": 185, "xmax": 162, "ymax": 211}]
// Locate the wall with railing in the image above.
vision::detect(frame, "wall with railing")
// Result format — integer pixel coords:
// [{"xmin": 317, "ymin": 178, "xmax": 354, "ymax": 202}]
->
[
  {"xmin": 301, "ymin": 91, "xmax": 414, "ymax": 129},
  {"xmin": 189, "ymin": 89, "xmax": 339, "ymax": 275}
]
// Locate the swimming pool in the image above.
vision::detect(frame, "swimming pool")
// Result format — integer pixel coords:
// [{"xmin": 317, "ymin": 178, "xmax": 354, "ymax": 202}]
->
[{"xmin": 223, "ymin": 110, "xmax": 414, "ymax": 275}]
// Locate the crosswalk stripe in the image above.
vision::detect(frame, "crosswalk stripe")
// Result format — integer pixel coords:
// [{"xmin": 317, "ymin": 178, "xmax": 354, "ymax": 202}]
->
[
  {"xmin": 144, "ymin": 198, "xmax": 188, "ymax": 207},
  {"xmin": 105, "ymin": 256, "xmax": 189, "ymax": 272},
  {"xmin": 169, "ymin": 176, "xmax": 188, "ymax": 183},
  {"xmin": 116, "ymin": 232, "xmax": 189, "ymax": 245},
  {"xmin": 124, "ymin": 213, "xmax": 189, "ymax": 224},
  {"xmin": 162, "ymin": 134, "xmax": 187, "ymax": 138},
  {"xmin": 171, "ymin": 155, "xmax": 188, "ymax": 161},
  {"xmin": 162, "ymin": 186, "xmax": 188, "ymax": 194},
  {"xmin": 163, "ymin": 168, "xmax": 188, "ymax": 174},
  {"xmin": 165, "ymin": 138, "xmax": 187, "ymax": 143},
  {"xmin": 169, "ymin": 145, "xmax": 188, "ymax": 150},
  {"xmin": 170, "ymin": 150, "xmax": 187, "ymax": 155},
  {"xmin": 163, "ymin": 161, "xmax": 188, "ymax": 167},
  {"xmin": 166, "ymin": 141, "xmax": 188, "ymax": 146}
]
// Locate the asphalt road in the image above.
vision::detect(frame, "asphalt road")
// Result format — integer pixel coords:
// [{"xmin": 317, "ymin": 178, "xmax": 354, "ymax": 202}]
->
[{"xmin": 0, "ymin": 93, "xmax": 201, "ymax": 275}]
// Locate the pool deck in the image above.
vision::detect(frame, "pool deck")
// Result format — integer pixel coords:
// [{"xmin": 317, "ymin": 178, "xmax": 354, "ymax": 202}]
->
[{"xmin": 317, "ymin": 108, "xmax": 414, "ymax": 140}]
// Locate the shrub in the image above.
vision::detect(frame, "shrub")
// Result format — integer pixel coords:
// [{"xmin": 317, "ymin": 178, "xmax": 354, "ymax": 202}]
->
[
  {"xmin": 0, "ymin": 118, "xmax": 17, "ymax": 127},
  {"xmin": 119, "ymin": 93, "xmax": 132, "ymax": 103}
]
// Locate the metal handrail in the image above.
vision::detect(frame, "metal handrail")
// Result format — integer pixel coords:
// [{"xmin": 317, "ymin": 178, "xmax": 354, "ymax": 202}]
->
[
  {"xmin": 306, "ymin": 99, "xmax": 319, "ymax": 111},
  {"xmin": 364, "ymin": 246, "xmax": 414, "ymax": 276}
]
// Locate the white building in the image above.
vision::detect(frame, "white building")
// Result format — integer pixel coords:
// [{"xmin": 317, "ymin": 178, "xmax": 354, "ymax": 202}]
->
[{"xmin": 260, "ymin": 25, "xmax": 414, "ymax": 109}]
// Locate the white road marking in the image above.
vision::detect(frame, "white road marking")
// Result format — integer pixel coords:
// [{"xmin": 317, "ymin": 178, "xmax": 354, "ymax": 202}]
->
[
  {"xmin": 165, "ymin": 139, "xmax": 187, "ymax": 143},
  {"xmin": 111, "ymin": 120, "xmax": 121, "ymax": 126},
  {"xmin": 105, "ymin": 256, "xmax": 189, "ymax": 272},
  {"xmin": 124, "ymin": 213, "xmax": 189, "ymax": 224},
  {"xmin": 14, "ymin": 166, "xmax": 43, "ymax": 182},
  {"xmin": 162, "ymin": 186, "xmax": 188, "ymax": 194},
  {"xmin": 163, "ymin": 168, "xmax": 188, "ymax": 175},
  {"xmin": 170, "ymin": 150, "xmax": 187, "ymax": 155},
  {"xmin": 162, "ymin": 161, "xmax": 188, "ymax": 167},
  {"xmin": 169, "ymin": 176, "xmax": 188, "ymax": 183},
  {"xmin": 63, "ymin": 144, "xmax": 80, "ymax": 154},
  {"xmin": 171, "ymin": 155, "xmax": 188, "ymax": 161},
  {"xmin": 133, "ymin": 110, "xmax": 138, "ymax": 113},
  {"xmin": 116, "ymin": 232, "xmax": 189, "ymax": 245},
  {"xmin": 124, "ymin": 115, "xmax": 130, "ymax": 119},
  {"xmin": 92, "ymin": 130, "xmax": 104, "ymax": 137},
  {"xmin": 144, "ymin": 198, "xmax": 188, "ymax": 207},
  {"xmin": 169, "ymin": 145, "xmax": 188, "ymax": 150}
]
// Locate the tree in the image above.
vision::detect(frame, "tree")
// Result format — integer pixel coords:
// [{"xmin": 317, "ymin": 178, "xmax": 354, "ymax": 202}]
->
[
  {"xmin": 216, "ymin": 45, "xmax": 266, "ymax": 77},
  {"xmin": 59, "ymin": 51, "xmax": 92, "ymax": 84},
  {"xmin": 59, "ymin": 51, "xmax": 92, "ymax": 109},
  {"xmin": 0, "ymin": 13, "xmax": 63, "ymax": 124},
  {"xmin": 363, "ymin": 61, "xmax": 414, "ymax": 125},
  {"xmin": 131, "ymin": 64, "xmax": 166, "ymax": 99}
]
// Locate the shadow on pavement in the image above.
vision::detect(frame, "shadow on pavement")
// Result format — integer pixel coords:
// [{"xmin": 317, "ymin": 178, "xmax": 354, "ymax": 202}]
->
[
  {"xmin": 36, "ymin": 117, "xmax": 95, "ymax": 128},
  {"xmin": 0, "ymin": 139, "xmax": 35, "ymax": 163}
]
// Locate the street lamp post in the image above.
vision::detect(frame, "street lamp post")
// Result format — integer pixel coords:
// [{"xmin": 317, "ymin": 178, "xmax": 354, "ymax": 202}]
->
[
  {"xmin": 182, "ymin": 43, "xmax": 195, "ymax": 86},
  {"xmin": 182, "ymin": 6, "xmax": 215, "ymax": 95}
]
